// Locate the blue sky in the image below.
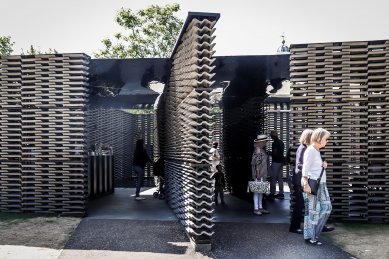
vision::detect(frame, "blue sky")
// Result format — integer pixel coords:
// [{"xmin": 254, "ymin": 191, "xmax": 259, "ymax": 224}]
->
[{"xmin": 2, "ymin": 0, "xmax": 389, "ymax": 57}]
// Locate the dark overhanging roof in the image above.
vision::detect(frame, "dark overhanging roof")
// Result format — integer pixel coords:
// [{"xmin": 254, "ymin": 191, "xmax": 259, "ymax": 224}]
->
[
  {"xmin": 89, "ymin": 54, "xmax": 291, "ymax": 108},
  {"xmin": 89, "ymin": 12, "xmax": 294, "ymax": 108},
  {"xmin": 170, "ymin": 12, "xmax": 220, "ymax": 59},
  {"xmin": 88, "ymin": 58, "xmax": 170, "ymax": 108}
]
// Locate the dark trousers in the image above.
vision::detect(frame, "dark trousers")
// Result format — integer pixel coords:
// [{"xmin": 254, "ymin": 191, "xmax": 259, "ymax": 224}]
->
[
  {"xmin": 290, "ymin": 184, "xmax": 304, "ymax": 231},
  {"xmin": 133, "ymin": 165, "xmax": 145, "ymax": 197},
  {"xmin": 214, "ymin": 186, "xmax": 224, "ymax": 203}
]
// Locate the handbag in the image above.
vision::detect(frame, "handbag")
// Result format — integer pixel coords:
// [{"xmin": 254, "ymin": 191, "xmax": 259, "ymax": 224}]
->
[
  {"xmin": 247, "ymin": 180, "xmax": 270, "ymax": 194},
  {"xmin": 308, "ymin": 167, "xmax": 325, "ymax": 195}
]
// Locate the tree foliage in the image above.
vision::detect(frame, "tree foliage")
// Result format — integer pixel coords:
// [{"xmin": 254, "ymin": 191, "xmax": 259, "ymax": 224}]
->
[
  {"xmin": 95, "ymin": 3, "xmax": 183, "ymax": 58},
  {"xmin": 21, "ymin": 45, "xmax": 58, "ymax": 55},
  {"xmin": 0, "ymin": 36, "xmax": 14, "ymax": 56}
]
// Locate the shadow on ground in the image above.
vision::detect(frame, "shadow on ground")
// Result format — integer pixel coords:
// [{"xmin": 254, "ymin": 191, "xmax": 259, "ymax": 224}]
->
[{"xmin": 63, "ymin": 219, "xmax": 188, "ymax": 254}]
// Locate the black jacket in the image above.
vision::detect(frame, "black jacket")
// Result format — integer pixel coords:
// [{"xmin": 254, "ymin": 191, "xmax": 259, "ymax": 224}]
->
[
  {"xmin": 212, "ymin": 172, "xmax": 225, "ymax": 187},
  {"xmin": 294, "ymin": 144, "xmax": 307, "ymax": 187},
  {"xmin": 272, "ymin": 137, "xmax": 285, "ymax": 163},
  {"xmin": 133, "ymin": 148, "xmax": 151, "ymax": 168}
]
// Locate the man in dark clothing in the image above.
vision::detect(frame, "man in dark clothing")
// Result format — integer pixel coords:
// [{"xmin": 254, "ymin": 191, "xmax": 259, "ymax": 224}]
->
[
  {"xmin": 212, "ymin": 164, "xmax": 225, "ymax": 205},
  {"xmin": 289, "ymin": 142, "xmax": 306, "ymax": 234},
  {"xmin": 269, "ymin": 131, "xmax": 285, "ymax": 199},
  {"xmin": 133, "ymin": 139, "xmax": 152, "ymax": 200},
  {"xmin": 286, "ymin": 146, "xmax": 297, "ymax": 191}
]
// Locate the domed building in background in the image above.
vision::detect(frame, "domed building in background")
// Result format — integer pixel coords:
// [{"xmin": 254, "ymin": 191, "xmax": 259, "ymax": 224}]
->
[{"xmin": 277, "ymin": 34, "xmax": 290, "ymax": 54}]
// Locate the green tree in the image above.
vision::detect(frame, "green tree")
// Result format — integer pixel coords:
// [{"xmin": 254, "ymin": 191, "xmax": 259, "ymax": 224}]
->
[
  {"xmin": 0, "ymin": 36, "xmax": 14, "ymax": 56},
  {"xmin": 45, "ymin": 48, "xmax": 59, "ymax": 54},
  {"xmin": 21, "ymin": 45, "xmax": 58, "ymax": 55},
  {"xmin": 95, "ymin": 3, "xmax": 183, "ymax": 58}
]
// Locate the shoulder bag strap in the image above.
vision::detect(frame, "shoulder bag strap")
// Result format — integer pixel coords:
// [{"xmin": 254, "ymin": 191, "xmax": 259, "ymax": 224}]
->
[{"xmin": 318, "ymin": 154, "xmax": 325, "ymax": 180}]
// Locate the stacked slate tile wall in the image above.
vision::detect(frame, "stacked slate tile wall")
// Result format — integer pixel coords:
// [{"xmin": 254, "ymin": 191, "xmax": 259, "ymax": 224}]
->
[
  {"xmin": 265, "ymin": 101, "xmax": 294, "ymax": 211},
  {"xmin": 157, "ymin": 14, "xmax": 219, "ymax": 244},
  {"xmin": 0, "ymin": 54, "xmax": 89, "ymax": 215},
  {"xmin": 265, "ymin": 102, "xmax": 291, "ymax": 148},
  {"xmin": 265, "ymin": 101, "xmax": 291, "ymax": 173},
  {"xmin": 222, "ymin": 97, "xmax": 266, "ymax": 196},
  {"xmin": 87, "ymin": 108, "xmax": 154, "ymax": 187},
  {"xmin": 210, "ymin": 107, "xmax": 226, "ymax": 189},
  {"xmin": 290, "ymin": 40, "xmax": 389, "ymax": 222},
  {"xmin": 210, "ymin": 107, "xmax": 223, "ymax": 147}
]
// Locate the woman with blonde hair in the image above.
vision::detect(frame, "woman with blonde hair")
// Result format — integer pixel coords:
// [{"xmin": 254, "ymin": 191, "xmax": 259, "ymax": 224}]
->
[
  {"xmin": 289, "ymin": 129, "xmax": 313, "ymax": 234},
  {"xmin": 302, "ymin": 128, "xmax": 332, "ymax": 245}
]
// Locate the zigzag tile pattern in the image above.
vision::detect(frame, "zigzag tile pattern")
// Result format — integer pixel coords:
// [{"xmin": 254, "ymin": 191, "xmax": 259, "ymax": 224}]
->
[
  {"xmin": 158, "ymin": 17, "xmax": 218, "ymax": 243},
  {"xmin": 0, "ymin": 54, "xmax": 89, "ymax": 215},
  {"xmin": 290, "ymin": 40, "xmax": 389, "ymax": 222}
]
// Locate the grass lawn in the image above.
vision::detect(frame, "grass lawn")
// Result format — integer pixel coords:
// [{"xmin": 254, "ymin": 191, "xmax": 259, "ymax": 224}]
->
[
  {"xmin": 322, "ymin": 222, "xmax": 389, "ymax": 259},
  {"xmin": 0, "ymin": 212, "xmax": 81, "ymax": 259}
]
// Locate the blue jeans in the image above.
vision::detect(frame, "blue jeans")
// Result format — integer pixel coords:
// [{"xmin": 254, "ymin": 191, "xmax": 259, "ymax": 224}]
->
[
  {"xmin": 303, "ymin": 183, "xmax": 332, "ymax": 240},
  {"xmin": 133, "ymin": 165, "xmax": 145, "ymax": 197}
]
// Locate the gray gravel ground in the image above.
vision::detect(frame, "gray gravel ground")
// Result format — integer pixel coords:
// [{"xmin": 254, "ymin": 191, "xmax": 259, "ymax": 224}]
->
[
  {"xmin": 60, "ymin": 219, "xmax": 200, "ymax": 259},
  {"xmin": 205, "ymin": 222, "xmax": 353, "ymax": 259},
  {"xmin": 60, "ymin": 219, "xmax": 352, "ymax": 259}
]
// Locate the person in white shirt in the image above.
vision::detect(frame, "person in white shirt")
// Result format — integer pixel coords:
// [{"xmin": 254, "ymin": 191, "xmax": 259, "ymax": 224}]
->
[
  {"xmin": 301, "ymin": 128, "xmax": 332, "ymax": 246},
  {"xmin": 209, "ymin": 142, "xmax": 220, "ymax": 173}
]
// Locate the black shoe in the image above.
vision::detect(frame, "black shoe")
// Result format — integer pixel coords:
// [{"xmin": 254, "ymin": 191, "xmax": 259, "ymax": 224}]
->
[
  {"xmin": 275, "ymin": 193, "xmax": 285, "ymax": 199},
  {"xmin": 289, "ymin": 228, "xmax": 303, "ymax": 234},
  {"xmin": 322, "ymin": 226, "xmax": 334, "ymax": 232},
  {"xmin": 266, "ymin": 194, "xmax": 275, "ymax": 200}
]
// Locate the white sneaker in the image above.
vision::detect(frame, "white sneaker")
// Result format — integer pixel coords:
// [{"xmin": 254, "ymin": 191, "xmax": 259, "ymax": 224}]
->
[
  {"xmin": 135, "ymin": 197, "xmax": 145, "ymax": 200},
  {"xmin": 259, "ymin": 208, "xmax": 270, "ymax": 214},
  {"xmin": 253, "ymin": 210, "xmax": 262, "ymax": 215}
]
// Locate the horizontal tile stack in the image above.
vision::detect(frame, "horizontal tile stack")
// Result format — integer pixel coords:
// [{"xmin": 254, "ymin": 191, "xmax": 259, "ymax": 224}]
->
[
  {"xmin": 290, "ymin": 40, "xmax": 389, "ymax": 222},
  {"xmin": 265, "ymin": 101, "xmax": 294, "ymax": 211},
  {"xmin": 210, "ymin": 107, "xmax": 222, "ymax": 147},
  {"xmin": 210, "ymin": 107, "xmax": 226, "ymax": 188},
  {"xmin": 0, "ymin": 54, "xmax": 89, "ymax": 215},
  {"xmin": 265, "ymin": 102, "xmax": 291, "ymax": 151},
  {"xmin": 265, "ymin": 101, "xmax": 291, "ymax": 172},
  {"xmin": 159, "ymin": 15, "xmax": 218, "ymax": 244},
  {"xmin": 0, "ymin": 55, "xmax": 22, "ymax": 212}
]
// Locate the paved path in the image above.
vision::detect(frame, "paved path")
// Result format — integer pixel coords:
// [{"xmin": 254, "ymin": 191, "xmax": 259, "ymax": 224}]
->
[
  {"xmin": 207, "ymin": 222, "xmax": 352, "ymax": 259},
  {"xmin": 60, "ymin": 219, "xmax": 198, "ymax": 259},
  {"xmin": 59, "ymin": 188, "xmax": 353, "ymax": 259}
]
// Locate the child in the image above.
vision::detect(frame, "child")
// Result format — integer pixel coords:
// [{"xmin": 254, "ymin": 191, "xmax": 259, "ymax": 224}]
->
[{"xmin": 212, "ymin": 164, "xmax": 226, "ymax": 205}]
